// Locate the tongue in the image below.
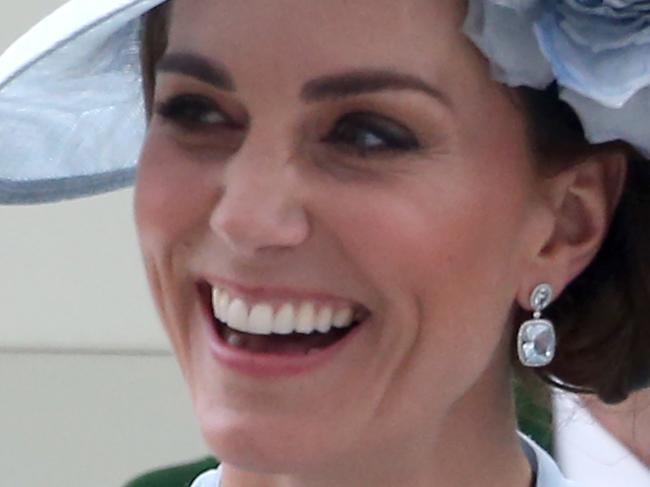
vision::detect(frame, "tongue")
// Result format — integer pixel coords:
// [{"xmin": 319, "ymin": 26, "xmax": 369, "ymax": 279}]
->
[{"xmin": 219, "ymin": 322, "xmax": 353, "ymax": 355}]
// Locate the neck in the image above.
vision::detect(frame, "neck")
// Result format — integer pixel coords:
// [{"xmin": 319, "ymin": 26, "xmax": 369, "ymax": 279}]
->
[
  {"xmin": 220, "ymin": 368, "xmax": 533, "ymax": 487},
  {"xmin": 585, "ymin": 388, "xmax": 650, "ymax": 467}
]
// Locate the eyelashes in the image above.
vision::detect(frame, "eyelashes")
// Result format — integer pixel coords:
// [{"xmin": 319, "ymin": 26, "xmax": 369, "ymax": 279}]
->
[
  {"xmin": 153, "ymin": 94, "xmax": 422, "ymax": 157},
  {"xmin": 154, "ymin": 94, "xmax": 239, "ymax": 131},
  {"xmin": 321, "ymin": 111, "xmax": 421, "ymax": 156}
]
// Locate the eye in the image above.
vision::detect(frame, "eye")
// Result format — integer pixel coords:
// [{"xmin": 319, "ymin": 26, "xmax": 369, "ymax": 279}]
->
[
  {"xmin": 322, "ymin": 111, "xmax": 420, "ymax": 156},
  {"xmin": 154, "ymin": 94, "xmax": 235, "ymax": 131}
]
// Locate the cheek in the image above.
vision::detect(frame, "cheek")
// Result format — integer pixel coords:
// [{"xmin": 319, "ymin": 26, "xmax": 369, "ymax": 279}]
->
[
  {"xmin": 134, "ymin": 136, "xmax": 216, "ymax": 354},
  {"xmin": 323, "ymin": 176, "xmax": 527, "ymax": 299},
  {"xmin": 304, "ymin": 178, "xmax": 528, "ymax": 435},
  {"xmin": 317, "ymin": 168, "xmax": 530, "ymax": 368},
  {"xmin": 134, "ymin": 134, "xmax": 216, "ymax": 248}
]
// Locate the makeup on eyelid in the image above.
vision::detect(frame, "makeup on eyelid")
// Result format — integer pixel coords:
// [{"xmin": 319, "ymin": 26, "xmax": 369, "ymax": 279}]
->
[{"xmin": 154, "ymin": 93, "xmax": 452, "ymax": 161}]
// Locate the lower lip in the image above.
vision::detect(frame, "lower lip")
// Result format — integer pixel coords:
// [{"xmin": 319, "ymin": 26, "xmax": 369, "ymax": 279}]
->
[{"xmin": 201, "ymin": 301, "xmax": 367, "ymax": 379}]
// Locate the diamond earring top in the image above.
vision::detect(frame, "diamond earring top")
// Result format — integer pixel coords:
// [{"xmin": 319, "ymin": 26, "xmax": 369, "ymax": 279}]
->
[
  {"xmin": 517, "ymin": 283, "xmax": 556, "ymax": 368},
  {"xmin": 530, "ymin": 283, "xmax": 553, "ymax": 319}
]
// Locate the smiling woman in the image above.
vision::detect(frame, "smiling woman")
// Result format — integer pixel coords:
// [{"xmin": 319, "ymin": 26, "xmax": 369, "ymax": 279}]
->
[{"xmin": 1, "ymin": 0, "xmax": 649, "ymax": 486}]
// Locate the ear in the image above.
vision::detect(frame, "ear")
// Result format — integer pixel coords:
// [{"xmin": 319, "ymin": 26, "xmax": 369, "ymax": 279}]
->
[{"xmin": 517, "ymin": 150, "xmax": 628, "ymax": 309}]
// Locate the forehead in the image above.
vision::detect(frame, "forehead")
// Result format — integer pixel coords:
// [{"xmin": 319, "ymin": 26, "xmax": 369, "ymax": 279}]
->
[{"xmin": 166, "ymin": 0, "xmax": 472, "ymax": 86}]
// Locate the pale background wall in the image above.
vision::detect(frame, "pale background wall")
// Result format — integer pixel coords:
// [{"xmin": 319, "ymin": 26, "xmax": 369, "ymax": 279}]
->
[{"xmin": 1, "ymin": 2, "xmax": 209, "ymax": 486}]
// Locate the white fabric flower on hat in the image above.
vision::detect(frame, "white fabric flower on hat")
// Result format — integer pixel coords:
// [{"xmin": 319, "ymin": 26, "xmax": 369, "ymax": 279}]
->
[{"xmin": 463, "ymin": 0, "xmax": 650, "ymax": 158}]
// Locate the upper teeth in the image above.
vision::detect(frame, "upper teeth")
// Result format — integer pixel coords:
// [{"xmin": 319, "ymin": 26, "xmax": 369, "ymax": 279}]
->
[{"xmin": 211, "ymin": 287, "xmax": 357, "ymax": 335}]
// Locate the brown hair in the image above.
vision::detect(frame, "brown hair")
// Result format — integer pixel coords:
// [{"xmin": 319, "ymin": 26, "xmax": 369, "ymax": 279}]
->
[
  {"xmin": 515, "ymin": 85, "xmax": 650, "ymax": 404},
  {"xmin": 139, "ymin": 4, "xmax": 650, "ymax": 404}
]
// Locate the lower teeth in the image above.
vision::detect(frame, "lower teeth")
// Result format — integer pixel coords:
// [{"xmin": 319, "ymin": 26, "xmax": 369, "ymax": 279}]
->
[
  {"xmin": 225, "ymin": 333, "xmax": 246, "ymax": 348},
  {"xmin": 218, "ymin": 319, "xmax": 358, "ymax": 355}
]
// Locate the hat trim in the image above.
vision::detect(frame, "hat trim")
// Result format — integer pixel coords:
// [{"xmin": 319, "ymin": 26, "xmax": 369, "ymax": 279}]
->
[{"xmin": 0, "ymin": 168, "xmax": 136, "ymax": 205}]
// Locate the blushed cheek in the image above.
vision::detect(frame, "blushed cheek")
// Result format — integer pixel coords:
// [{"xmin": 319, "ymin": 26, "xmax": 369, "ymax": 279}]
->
[
  {"xmin": 134, "ymin": 142, "xmax": 199, "ymax": 366},
  {"xmin": 134, "ymin": 146, "xmax": 172, "ymax": 306},
  {"xmin": 135, "ymin": 137, "xmax": 211, "ymax": 249}
]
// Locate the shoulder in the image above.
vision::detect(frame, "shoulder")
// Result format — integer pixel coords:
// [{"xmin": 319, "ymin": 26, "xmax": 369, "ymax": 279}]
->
[{"xmin": 123, "ymin": 456, "xmax": 219, "ymax": 487}]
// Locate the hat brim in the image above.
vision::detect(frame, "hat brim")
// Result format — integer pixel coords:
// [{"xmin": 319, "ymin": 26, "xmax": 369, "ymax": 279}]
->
[{"xmin": 0, "ymin": 0, "xmax": 168, "ymax": 204}]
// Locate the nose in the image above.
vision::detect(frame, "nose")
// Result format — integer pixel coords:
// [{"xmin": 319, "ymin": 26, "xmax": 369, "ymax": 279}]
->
[{"xmin": 210, "ymin": 150, "xmax": 310, "ymax": 258}]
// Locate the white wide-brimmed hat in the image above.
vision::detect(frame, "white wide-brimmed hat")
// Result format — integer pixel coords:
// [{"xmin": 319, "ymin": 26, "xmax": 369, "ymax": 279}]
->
[
  {"xmin": 2, "ymin": 0, "xmax": 648, "ymax": 204},
  {"xmin": 0, "ymin": 0, "xmax": 166, "ymax": 204}
]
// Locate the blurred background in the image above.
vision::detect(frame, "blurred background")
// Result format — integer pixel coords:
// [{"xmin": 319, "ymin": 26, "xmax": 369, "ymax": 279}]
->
[{"xmin": 0, "ymin": 1, "xmax": 208, "ymax": 485}]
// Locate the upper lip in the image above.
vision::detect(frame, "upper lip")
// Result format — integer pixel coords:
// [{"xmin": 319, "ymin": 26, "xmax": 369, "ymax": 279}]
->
[{"xmin": 200, "ymin": 275, "xmax": 368, "ymax": 310}]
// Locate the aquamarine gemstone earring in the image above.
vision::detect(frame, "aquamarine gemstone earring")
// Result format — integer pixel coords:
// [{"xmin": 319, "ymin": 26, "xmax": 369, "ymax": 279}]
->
[{"xmin": 517, "ymin": 283, "xmax": 556, "ymax": 368}]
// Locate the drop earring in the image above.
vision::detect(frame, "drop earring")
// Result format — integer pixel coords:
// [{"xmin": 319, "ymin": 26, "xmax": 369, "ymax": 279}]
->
[{"xmin": 517, "ymin": 283, "xmax": 556, "ymax": 367}]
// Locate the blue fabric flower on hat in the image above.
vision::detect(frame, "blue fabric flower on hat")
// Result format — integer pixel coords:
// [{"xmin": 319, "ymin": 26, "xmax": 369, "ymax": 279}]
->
[{"xmin": 463, "ymin": 0, "xmax": 650, "ymax": 158}]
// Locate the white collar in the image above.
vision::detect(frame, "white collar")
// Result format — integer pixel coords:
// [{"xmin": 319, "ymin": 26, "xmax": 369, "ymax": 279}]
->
[
  {"xmin": 189, "ymin": 467, "xmax": 221, "ymax": 487},
  {"xmin": 554, "ymin": 391, "xmax": 650, "ymax": 487},
  {"xmin": 519, "ymin": 432, "xmax": 581, "ymax": 487}
]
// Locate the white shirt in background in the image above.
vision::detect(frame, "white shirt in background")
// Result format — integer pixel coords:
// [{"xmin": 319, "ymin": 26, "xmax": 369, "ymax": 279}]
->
[{"xmin": 554, "ymin": 392, "xmax": 650, "ymax": 487}]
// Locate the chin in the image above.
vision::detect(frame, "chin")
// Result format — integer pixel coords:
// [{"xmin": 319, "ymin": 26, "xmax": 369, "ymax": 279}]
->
[
  {"xmin": 197, "ymin": 412, "xmax": 332, "ymax": 474},
  {"xmin": 194, "ymin": 393, "xmax": 365, "ymax": 476}
]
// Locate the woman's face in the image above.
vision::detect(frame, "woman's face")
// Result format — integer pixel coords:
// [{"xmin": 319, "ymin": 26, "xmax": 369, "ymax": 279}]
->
[{"xmin": 136, "ymin": 0, "xmax": 549, "ymax": 473}]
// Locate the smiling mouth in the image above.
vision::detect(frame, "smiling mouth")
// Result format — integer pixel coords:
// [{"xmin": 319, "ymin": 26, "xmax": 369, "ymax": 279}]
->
[{"xmin": 198, "ymin": 281, "xmax": 370, "ymax": 355}]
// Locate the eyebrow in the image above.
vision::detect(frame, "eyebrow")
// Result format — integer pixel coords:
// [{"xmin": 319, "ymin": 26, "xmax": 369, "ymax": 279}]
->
[
  {"xmin": 155, "ymin": 53, "xmax": 449, "ymax": 107},
  {"xmin": 156, "ymin": 52, "xmax": 236, "ymax": 91},
  {"xmin": 301, "ymin": 69, "xmax": 451, "ymax": 107}
]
